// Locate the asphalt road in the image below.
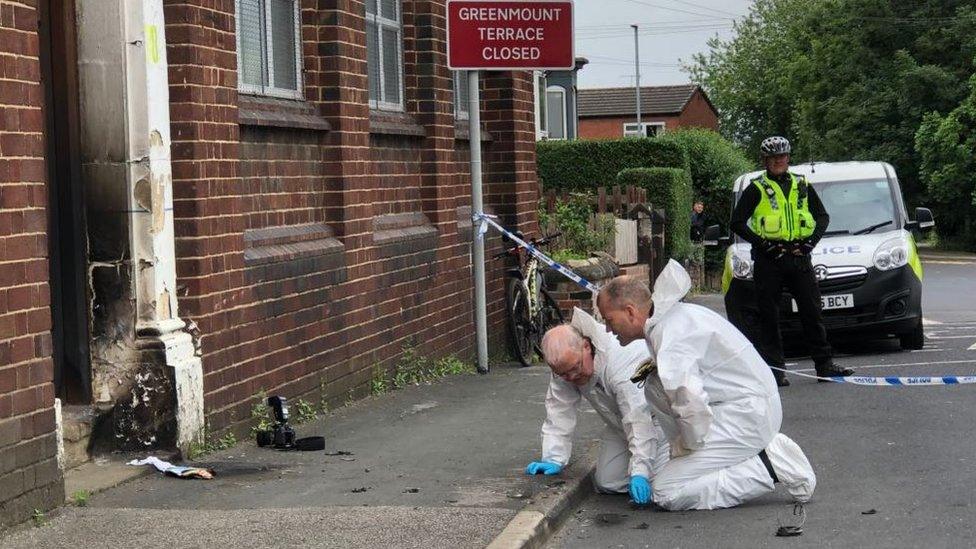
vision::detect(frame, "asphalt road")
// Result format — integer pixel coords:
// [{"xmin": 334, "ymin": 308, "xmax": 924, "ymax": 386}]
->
[{"xmin": 549, "ymin": 256, "xmax": 976, "ymax": 549}]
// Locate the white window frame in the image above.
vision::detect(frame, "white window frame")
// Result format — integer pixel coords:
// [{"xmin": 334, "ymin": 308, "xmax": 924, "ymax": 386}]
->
[
  {"xmin": 235, "ymin": 0, "xmax": 304, "ymax": 99},
  {"xmin": 533, "ymin": 71, "xmax": 548, "ymax": 140},
  {"xmin": 545, "ymin": 85, "xmax": 567, "ymax": 140},
  {"xmin": 622, "ymin": 122, "xmax": 665, "ymax": 137},
  {"xmin": 454, "ymin": 71, "xmax": 469, "ymax": 120},
  {"xmin": 367, "ymin": 0, "xmax": 405, "ymax": 112}
]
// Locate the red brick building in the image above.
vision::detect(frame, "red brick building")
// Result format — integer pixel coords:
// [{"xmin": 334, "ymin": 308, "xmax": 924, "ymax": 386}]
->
[
  {"xmin": 0, "ymin": 0, "xmax": 538, "ymax": 527},
  {"xmin": 576, "ymin": 84, "xmax": 718, "ymax": 139}
]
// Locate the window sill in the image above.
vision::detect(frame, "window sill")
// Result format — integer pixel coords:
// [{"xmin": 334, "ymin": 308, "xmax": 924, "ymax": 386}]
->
[
  {"xmin": 369, "ymin": 110, "xmax": 426, "ymax": 137},
  {"xmin": 454, "ymin": 121, "xmax": 493, "ymax": 143},
  {"xmin": 238, "ymin": 94, "xmax": 331, "ymax": 132}
]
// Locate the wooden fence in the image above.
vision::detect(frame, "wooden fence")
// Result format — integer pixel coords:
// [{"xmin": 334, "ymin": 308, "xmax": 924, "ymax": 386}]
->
[{"xmin": 538, "ymin": 185, "xmax": 667, "ymax": 279}]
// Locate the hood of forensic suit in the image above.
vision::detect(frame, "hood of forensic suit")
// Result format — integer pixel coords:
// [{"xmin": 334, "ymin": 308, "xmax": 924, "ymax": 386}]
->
[{"xmin": 647, "ymin": 259, "xmax": 692, "ymax": 328}]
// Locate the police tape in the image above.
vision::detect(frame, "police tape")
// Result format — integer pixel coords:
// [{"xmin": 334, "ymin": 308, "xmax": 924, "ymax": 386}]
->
[
  {"xmin": 770, "ymin": 365, "xmax": 976, "ymax": 386},
  {"xmin": 474, "ymin": 213, "xmax": 601, "ymax": 293}
]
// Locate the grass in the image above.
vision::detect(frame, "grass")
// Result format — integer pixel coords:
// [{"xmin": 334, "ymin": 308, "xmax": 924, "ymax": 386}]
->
[
  {"xmin": 31, "ymin": 508, "xmax": 46, "ymax": 527},
  {"xmin": 249, "ymin": 391, "xmax": 274, "ymax": 436},
  {"xmin": 292, "ymin": 398, "xmax": 317, "ymax": 424},
  {"xmin": 370, "ymin": 344, "xmax": 476, "ymax": 396},
  {"xmin": 71, "ymin": 489, "xmax": 91, "ymax": 507},
  {"xmin": 186, "ymin": 428, "xmax": 238, "ymax": 460}
]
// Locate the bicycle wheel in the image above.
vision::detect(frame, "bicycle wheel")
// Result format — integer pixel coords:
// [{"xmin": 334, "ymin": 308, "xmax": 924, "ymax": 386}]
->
[
  {"xmin": 506, "ymin": 278, "xmax": 534, "ymax": 367},
  {"xmin": 533, "ymin": 289, "xmax": 566, "ymax": 356}
]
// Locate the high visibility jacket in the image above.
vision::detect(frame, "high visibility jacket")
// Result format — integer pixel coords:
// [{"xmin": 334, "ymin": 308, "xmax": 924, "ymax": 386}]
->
[{"xmin": 749, "ymin": 172, "xmax": 815, "ymax": 241}]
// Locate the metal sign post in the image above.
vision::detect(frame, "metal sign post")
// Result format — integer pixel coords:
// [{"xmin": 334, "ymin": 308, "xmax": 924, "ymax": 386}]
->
[
  {"xmin": 468, "ymin": 70, "xmax": 489, "ymax": 374},
  {"xmin": 447, "ymin": 0, "xmax": 574, "ymax": 373}
]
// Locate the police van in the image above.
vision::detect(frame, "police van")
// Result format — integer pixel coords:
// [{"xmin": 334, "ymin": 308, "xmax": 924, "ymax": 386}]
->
[{"xmin": 712, "ymin": 161, "xmax": 935, "ymax": 350}]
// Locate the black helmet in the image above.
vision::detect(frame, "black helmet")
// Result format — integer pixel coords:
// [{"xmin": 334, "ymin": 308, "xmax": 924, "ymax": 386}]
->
[{"xmin": 760, "ymin": 136, "xmax": 791, "ymax": 157}]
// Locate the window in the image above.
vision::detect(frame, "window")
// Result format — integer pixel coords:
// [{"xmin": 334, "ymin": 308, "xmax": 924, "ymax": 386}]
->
[
  {"xmin": 534, "ymin": 71, "xmax": 548, "ymax": 140},
  {"xmin": 623, "ymin": 122, "xmax": 665, "ymax": 137},
  {"xmin": 366, "ymin": 0, "xmax": 403, "ymax": 110},
  {"xmin": 236, "ymin": 0, "xmax": 303, "ymax": 99},
  {"xmin": 454, "ymin": 71, "xmax": 469, "ymax": 120},
  {"xmin": 545, "ymin": 86, "xmax": 567, "ymax": 140}
]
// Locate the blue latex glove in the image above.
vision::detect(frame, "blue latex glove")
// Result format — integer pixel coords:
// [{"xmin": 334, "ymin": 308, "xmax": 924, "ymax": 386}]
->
[
  {"xmin": 525, "ymin": 461, "xmax": 562, "ymax": 476},
  {"xmin": 629, "ymin": 475, "xmax": 652, "ymax": 504}
]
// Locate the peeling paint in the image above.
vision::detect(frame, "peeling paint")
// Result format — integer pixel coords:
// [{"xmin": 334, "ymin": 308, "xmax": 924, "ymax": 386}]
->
[
  {"xmin": 133, "ymin": 177, "xmax": 151, "ymax": 212},
  {"xmin": 150, "ymin": 174, "xmax": 165, "ymax": 233},
  {"xmin": 158, "ymin": 289, "xmax": 172, "ymax": 320}
]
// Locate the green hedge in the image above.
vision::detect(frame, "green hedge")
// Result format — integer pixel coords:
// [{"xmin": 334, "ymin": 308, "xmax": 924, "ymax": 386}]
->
[
  {"xmin": 657, "ymin": 128, "xmax": 754, "ymax": 227},
  {"xmin": 617, "ymin": 167, "xmax": 693, "ymax": 261},
  {"xmin": 537, "ymin": 138, "xmax": 688, "ymax": 191}
]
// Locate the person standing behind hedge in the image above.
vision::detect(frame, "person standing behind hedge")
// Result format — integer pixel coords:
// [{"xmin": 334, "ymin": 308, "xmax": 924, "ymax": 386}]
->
[{"xmin": 690, "ymin": 200, "xmax": 706, "ymax": 242}]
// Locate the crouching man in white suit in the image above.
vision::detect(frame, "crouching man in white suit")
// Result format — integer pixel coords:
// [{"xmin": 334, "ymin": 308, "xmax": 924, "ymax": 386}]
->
[
  {"xmin": 524, "ymin": 309, "xmax": 669, "ymax": 505},
  {"xmin": 597, "ymin": 260, "xmax": 817, "ymax": 510}
]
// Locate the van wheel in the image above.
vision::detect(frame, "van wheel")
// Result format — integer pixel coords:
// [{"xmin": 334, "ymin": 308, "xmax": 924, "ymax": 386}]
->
[{"xmin": 899, "ymin": 319, "xmax": 924, "ymax": 350}]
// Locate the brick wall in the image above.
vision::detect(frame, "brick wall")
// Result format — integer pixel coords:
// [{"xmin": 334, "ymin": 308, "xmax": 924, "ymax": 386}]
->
[
  {"xmin": 576, "ymin": 93, "xmax": 718, "ymax": 139},
  {"xmin": 577, "ymin": 114, "xmax": 675, "ymax": 140},
  {"xmin": 677, "ymin": 89, "xmax": 719, "ymax": 131},
  {"xmin": 0, "ymin": 0, "xmax": 63, "ymax": 528},
  {"xmin": 167, "ymin": 0, "xmax": 530, "ymax": 433}
]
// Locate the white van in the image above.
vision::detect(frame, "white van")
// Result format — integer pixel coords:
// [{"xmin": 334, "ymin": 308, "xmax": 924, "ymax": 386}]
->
[{"xmin": 713, "ymin": 161, "xmax": 935, "ymax": 350}]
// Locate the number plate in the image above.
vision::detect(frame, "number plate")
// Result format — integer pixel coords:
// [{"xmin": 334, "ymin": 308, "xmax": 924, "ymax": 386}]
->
[{"xmin": 791, "ymin": 294, "xmax": 854, "ymax": 312}]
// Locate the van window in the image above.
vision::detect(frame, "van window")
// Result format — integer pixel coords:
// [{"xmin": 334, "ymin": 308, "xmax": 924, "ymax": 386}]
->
[{"xmin": 816, "ymin": 179, "xmax": 900, "ymax": 236}]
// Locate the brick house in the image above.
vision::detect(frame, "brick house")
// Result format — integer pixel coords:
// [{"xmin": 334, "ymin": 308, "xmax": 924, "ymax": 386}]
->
[
  {"xmin": 576, "ymin": 84, "xmax": 718, "ymax": 139},
  {"xmin": 0, "ymin": 0, "xmax": 539, "ymax": 527}
]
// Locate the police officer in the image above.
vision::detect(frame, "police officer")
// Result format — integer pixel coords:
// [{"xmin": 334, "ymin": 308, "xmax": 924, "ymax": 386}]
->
[{"xmin": 729, "ymin": 136, "xmax": 854, "ymax": 387}]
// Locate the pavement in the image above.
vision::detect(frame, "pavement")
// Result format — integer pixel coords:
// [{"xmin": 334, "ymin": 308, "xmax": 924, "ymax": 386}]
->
[
  {"xmin": 549, "ymin": 254, "xmax": 976, "ymax": 548},
  {"xmin": 0, "ymin": 359, "xmax": 605, "ymax": 549}
]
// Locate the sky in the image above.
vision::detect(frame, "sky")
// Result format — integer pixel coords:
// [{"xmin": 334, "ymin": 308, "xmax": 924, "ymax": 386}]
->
[{"xmin": 573, "ymin": 0, "xmax": 755, "ymax": 89}]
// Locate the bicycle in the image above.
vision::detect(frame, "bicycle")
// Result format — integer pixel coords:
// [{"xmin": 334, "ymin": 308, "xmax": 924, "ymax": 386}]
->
[{"xmin": 493, "ymin": 231, "xmax": 566, "ymax": 367}]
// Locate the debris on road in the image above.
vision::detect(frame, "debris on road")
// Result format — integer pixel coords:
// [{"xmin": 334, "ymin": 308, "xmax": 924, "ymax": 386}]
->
[{"xmin": 127, "ymin": 457, "xmax": 215, "ymax": 480}]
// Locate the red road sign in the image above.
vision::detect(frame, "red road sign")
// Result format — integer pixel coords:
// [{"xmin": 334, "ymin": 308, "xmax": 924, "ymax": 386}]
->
[{"xmin": 447, "ymin": 0, "xmax": 574, "ymax": 70}]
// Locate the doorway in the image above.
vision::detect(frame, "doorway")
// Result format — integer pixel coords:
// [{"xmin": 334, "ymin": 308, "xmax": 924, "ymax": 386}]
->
[{"xmin": 38, "ymin": 0, "xmax": 91, "ymax": 404}]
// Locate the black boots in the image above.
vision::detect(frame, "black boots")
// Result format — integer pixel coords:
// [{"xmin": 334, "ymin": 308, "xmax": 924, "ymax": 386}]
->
[
  {"xmin": 815, "ymin": 362, "xmax": 855, "ymax": 382},
  {"xmin": 772, "ymin": 367, "xmax": 791, "ymax": 387}
]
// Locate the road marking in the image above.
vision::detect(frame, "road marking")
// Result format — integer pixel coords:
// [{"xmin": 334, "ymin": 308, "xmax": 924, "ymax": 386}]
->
[
  {"xmin": 923, "ymin": 318, "xmax": 943, "ymax": 326},
  {"xmin": 923, "ymin": 260, "xmax": 976, "ymax": 265},
  {"xmin": 969, "ymin": 341, "xmax": 976, "ymax": 351},
  {"xmin": 926, "ymin": 334, "xmax": 976, "ymax": 339},
  {"xmin": 794, "ymin": 358, "xmax": 976, "ymax": 373}
]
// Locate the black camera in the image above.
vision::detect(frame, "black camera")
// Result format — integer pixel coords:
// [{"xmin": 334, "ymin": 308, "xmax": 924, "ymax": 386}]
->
[{"xmin": 255, "ymin": 396, "xmax": 297, "ymax": 450}]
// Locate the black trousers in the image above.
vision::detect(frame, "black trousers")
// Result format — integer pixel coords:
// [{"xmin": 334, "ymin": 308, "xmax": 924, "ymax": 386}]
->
[{"xmin": 753, "ymin": 253, "xmax": 833, "ymax": 370}]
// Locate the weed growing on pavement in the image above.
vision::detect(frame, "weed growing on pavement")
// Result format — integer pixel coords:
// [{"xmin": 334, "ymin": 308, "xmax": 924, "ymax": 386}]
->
[
  {"xmin": 31, "ymin": 508, "xmax": 46, "ymax": 527},
  {"xmin": 71, "ymin": 489, "xmax": 91, "ymax": 507},
  {"xmin": 389, "ymin": 344, "xmax": 475, "ymax": 389},
  {"xmin": 249, "ymin": 390, "xmax": 274, "ymax": 436},
  {"xmin": 371, "ymin": 367, "xmax": 389, "ymax": 395},
  {"xmin": 293, "ymin": 398, "xmax": 317, "ymax": 424},
  {"xmin": 187, "ymin": 427, "xmax": 238, "ymax": 460}
]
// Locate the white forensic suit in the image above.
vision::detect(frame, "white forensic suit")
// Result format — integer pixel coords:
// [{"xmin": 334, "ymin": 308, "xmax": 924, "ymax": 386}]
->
[
  {"xmin": 640, "ymin": 260, "xmax": 816, "ymax": 510},
  {"xmin": 541, "ymin": 308, "xmax": 669, "ymax": 493}
]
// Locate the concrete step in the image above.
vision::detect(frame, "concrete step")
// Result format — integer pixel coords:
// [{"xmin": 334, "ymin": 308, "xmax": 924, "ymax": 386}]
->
[{"xmin": 61, "ymin": 405, "xmax": 95, "ymax": 471}]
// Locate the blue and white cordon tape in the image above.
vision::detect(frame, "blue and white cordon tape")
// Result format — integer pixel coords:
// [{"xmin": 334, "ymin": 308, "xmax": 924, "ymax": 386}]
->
[
  {"xmin": 771, "ymin": 366, "xmax": 976, "ymax": 386},
  {"xmin": 474, "ymin": 213, "xmax": 600, "ymax": 293},
  {"xmin": 476, "ymin": 212, "xmax": 976, "ymax": 387}
]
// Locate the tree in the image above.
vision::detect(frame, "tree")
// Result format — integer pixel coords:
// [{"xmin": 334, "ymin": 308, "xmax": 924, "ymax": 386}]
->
[
  {"xmin": 688, "ymin": 0, "xmax": 976, "ymax": 220},
  {"xmin": 915, "ymin": 73, "xmax": 976, "ymax": 250}
]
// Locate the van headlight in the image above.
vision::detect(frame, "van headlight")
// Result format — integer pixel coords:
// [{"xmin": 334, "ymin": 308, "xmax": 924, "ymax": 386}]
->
[
  {"xmin": 873, "ymin": 236, "xmax": 909, "ymax": 271},
  {"xmin": 732, "ymin": 251, "xmax": 754, "ymax": 279}
]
